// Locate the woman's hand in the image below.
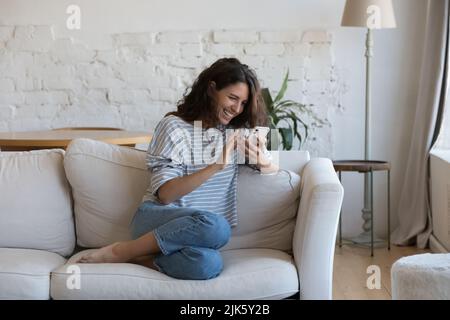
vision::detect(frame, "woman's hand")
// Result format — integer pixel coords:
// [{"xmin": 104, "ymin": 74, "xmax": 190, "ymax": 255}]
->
[
  {"xmin": 159, "ymin": 132, "xmax": 238, "ymax": 204},
  {"xmin": 238, "ymin": 137, "xmax": 271, "ymax": 168},
  {"xmin": 237, "ymin": 135, "xmax": 273, "ymax": 169},
  {"xmin": 215, "ymin": 131, "xmax": 238, "ymax": 170}
]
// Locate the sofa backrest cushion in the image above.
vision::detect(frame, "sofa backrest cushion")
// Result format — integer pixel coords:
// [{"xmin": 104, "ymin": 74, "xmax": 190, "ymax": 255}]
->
[
  {"xmin": 227, "ymin": 150, "xmax": 308, "ymax": 251},
  {"xmin": 64, "ymin": 138, "xmax": 150, "ymax": 248},
  {"xmin": 0, "ymin": 149, "xmax": 75, "ymax": 257},
  {"xmin": 222, "ymin": 165, "xmax": 302, "ymax": 251},
  {"xmin": 65, "ymin": 138, "xmax": 309, "ymax": 251}
]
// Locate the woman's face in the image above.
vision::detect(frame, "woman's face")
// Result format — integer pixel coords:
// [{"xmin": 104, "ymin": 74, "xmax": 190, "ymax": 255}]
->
[{"xmin": 210, "ymin": 81, "xmax": 249, "ymax": 125}]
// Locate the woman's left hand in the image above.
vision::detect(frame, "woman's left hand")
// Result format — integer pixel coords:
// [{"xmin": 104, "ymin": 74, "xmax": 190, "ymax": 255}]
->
[{"xmin": 238, "ymin": 137, "xmax": 278, "ymax": 173}]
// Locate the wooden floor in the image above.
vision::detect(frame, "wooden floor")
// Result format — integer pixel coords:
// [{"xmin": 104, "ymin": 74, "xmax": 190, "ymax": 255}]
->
[{"xmin": 333, "ymin": 244, "xmax": 430, "ymax": 300}]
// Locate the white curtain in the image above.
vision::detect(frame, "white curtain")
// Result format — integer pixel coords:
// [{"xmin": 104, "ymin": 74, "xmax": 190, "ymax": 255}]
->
[{"xmin": 392, "ymin": 0, "xmax": 449, "ymax": 248}]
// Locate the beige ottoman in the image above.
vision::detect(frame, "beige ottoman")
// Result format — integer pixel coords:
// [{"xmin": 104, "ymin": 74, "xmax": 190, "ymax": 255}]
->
[{"xmin": 391, "ymin": 253, "xmax": 450, "ymax": 299}]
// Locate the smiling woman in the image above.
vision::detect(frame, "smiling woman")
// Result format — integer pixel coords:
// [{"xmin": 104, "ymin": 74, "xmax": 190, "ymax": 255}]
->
[
  {"xmin": 76, "ymin": 57, "xmax": 277, "ymax": 281},
  {"xmin": 211, "ymin": 82, "xmax": 248, "ymax": 126},
  {"xmin": 167, "ymin": 57, "xmax": 268, "ymax": 129}
]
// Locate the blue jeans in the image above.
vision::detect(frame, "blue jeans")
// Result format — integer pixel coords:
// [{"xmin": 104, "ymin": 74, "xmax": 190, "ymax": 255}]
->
[{"xmin": 130, "ymin": 201, "xmax": 231, "ymax": 280}]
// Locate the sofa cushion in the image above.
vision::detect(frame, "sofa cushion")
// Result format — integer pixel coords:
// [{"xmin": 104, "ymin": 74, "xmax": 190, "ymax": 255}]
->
[
  {"xmin": 51, "ymin": 248, "xmax": 298, "ymax": 299},
  {"xmin": 0, "ymin": 149, "xmax": 75, "ymax": 256},
  {"xmin": 0, "ymin": 248, "xmax": 66, "ymax": 299},
  {"xmin": 64, "ymin": 138, "xmax": 150, "ymax": 248},
  {"xmin": 223, "ymin": 165, "xmax": 301, "ymax": 252}
]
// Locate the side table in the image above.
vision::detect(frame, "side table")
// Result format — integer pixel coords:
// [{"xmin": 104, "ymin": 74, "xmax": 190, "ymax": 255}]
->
[{"xmin": 333, "ymin": 160, "xmax": 391, "ymax": 256}]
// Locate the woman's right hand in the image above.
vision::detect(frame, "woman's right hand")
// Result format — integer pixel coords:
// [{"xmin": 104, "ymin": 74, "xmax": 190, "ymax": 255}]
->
[
  {"xmin": 215, "ymin": 131, "xmax": 238, "ymax": 170},
  {"xmin": 159, "ymin": 131, "xmax": 239, "ymax": 204}
]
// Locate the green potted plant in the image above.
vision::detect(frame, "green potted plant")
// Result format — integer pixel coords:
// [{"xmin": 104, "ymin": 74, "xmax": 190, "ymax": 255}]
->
[{"xmin": 261, "ymin": 70, "xmax": 330, "ymax": 150}]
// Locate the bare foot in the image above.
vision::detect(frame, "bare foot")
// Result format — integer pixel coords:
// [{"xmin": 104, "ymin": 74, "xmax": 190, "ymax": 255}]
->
[
  {"xmin": 76, "ymin": 242, "xmax": 130, "ymax": 264},
  {"xmin": 129, "ymin": 255, "xmax": 158, "ymax": 270}
]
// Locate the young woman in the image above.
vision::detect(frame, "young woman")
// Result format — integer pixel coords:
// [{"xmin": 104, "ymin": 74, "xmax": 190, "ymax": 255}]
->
[{"xmin": 77, "ymin": 58, "xmax": 279, "ymax": 280}]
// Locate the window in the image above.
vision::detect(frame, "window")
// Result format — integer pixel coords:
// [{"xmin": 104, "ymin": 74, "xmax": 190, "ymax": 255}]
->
[{"xmin": 434, "ymin": 82, "xmax": 450, "ymax": 149}]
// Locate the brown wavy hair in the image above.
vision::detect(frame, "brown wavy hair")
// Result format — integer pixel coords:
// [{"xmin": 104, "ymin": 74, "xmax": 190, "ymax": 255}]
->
[{"xmin": 166, "ymin": 57, "xmax": 268, "ymax": 129}]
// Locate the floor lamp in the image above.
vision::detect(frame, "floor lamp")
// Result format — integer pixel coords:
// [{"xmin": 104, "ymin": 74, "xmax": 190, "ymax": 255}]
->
[{"xmin": 341, "ymin": 0, "xmax": 396, "ymax": 245}]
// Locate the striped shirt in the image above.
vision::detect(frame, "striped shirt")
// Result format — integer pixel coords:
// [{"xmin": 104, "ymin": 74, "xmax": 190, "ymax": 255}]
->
[{"xmin": 142, "ymin": 114, "xmax": 240, "ymax": 227}]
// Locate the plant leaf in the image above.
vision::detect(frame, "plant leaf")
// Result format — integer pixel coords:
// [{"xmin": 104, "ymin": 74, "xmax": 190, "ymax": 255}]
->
[
  {"xmin": 268, "ymin": 116, "xmax": 277, "ymax": 129},
  {"xmin": 278, "ymin": 127, "xmax": 293, "ymax": 150},
  {"xmin": 290, "ymin": 111, "xmax": 303, "ymax": 149},
  {"xmin": 263, "ymin": 69, "xmax": 328, "ymax": 149},
  {"xmin": 273, "ymin": 70, "xmax": 289, "ymax": 104},
  {"xmin": 261, "ymin": 88, "xmax": 273, "ymax": 112},
  {"xmin": 274, "ymin": 101, "xmax": 309, "ymax": 114},
  {"xmin": 276, "ymin": 110, "xmax": 309, "ymax": 149},
  {"xmin": 270, "ymin": 112, "xmax": 280, "ymax": 126},
  {"xmin": 275, "ymin": 100, "xmax": 305, "ymax": 107},
  {"xmin": 288, "ymin": 110, "xmax": 309, "ymax": 145}
]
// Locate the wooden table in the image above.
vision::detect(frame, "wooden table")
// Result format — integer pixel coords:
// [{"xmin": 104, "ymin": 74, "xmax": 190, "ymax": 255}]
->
[
  {"xmin": 0, "ymin": 129, "xmax": 152, "ymax": 151},
  {"xmin": 332, "ymin": 160, "xmax": 391, "ymax": 257}
]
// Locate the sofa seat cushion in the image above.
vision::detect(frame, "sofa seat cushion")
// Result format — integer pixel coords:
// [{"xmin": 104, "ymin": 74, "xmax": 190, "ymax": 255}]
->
[
  {"xmin": 0, "ymin": 149, "xmax": 75, "ymax": 256},
  {"xmin": 0, "ymin": 248, "xmax": 66, "ymax": 300},
  {"xmin": 50, "ymin": 248, "xmax": 298, "ymax": 300}
]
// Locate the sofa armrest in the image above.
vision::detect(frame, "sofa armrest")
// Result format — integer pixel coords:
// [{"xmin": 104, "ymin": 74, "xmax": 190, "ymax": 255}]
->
[{"xmin": 293, "ymin": 158, "xmax": 344, "ymax": 300}]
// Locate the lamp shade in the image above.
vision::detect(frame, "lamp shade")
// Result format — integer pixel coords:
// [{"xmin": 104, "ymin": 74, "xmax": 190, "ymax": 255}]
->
[{"xmin": 341, "ymin": 0, "xmax": 396, "ymax": 29}]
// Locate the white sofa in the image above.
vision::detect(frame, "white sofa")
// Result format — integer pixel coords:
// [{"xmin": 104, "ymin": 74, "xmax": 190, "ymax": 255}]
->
[{"xmin": 0, "ymin": 138, "xmax": 343, "ymax": 300}]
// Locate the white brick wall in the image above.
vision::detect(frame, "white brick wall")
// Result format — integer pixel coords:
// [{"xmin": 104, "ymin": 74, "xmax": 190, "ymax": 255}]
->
[
  {"xmin": 244, "ymin": 44, "xmax": 285, "ymax": 56},
  {"xmin": 7, "ymin": 26, "xmax": 54, "ymax": 52},
  {"xmin": 0, "ymin": 26, "xmax": 14, "ymax": 42},
  {"xmin": 113, "ymin": 33, "xmax": 155, "ymax": 47},
  {"xmin": 24, "ymin": 91, "xmax": 69, "ymax": 105},
  {"xmin": 0, "ymin": 105, "xmax": 15, "ymax": 120},
  {"xmin": 0, "ymin": 79, "xmax": 15, "ymax": 92},
  {"xmin": 157, "ymin": 31, "xmax": 202, "ymax": 43},
  {"xmin": 213, "ymin": 31, "xmax": 259, "ymax": 43},
  {"xmin": 0, "ymin": 26, "xmax": 343, "ymax": 156},
  {"xmin": 260, "ymin": 31, "xmax": 302, "ymax": 43}
]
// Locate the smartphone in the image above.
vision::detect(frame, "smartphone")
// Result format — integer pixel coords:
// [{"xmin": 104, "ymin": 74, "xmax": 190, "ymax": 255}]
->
[
  {"xmin": 253, "ymin": 126, "xmax": 270, "ymax": 139},
  {"xmin": 239, "ymin": 126, "xmax": 270, "ymax": 139}
]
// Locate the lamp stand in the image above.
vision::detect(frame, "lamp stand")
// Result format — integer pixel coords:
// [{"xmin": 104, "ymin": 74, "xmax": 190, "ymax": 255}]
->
[{"xmin": 349, "ymin": 28, "xmax": 385, "ymax": 248}]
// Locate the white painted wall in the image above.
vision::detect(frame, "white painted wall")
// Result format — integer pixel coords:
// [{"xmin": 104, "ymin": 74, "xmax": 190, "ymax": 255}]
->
[{"xmin": 0, "ymin": 0, "xmax": 427, "ymax": 239}]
